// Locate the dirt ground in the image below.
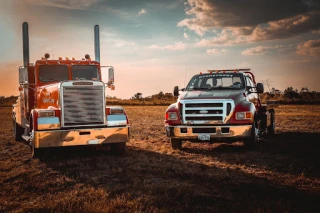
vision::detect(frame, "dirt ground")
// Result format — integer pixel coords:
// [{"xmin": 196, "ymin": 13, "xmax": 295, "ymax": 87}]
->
[{"xmin": 0, "ymin": 105, "xmax": 319, "ymax": 212}]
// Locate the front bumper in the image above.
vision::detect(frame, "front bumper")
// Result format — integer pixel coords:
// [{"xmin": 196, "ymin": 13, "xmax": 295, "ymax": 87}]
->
[
  {"xmin": 34, "ymin": 126, "xmax": 130, "ymax": 148},
  {"xmin": 165, "ymin": 125, "xmax": 252, "ymax": 140}
]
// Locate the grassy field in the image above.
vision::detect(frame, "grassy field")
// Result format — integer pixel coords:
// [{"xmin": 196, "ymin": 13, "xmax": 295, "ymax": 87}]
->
[{"xmin": 0, "ymin": 105, "xmax": 319, "ymax": 212}]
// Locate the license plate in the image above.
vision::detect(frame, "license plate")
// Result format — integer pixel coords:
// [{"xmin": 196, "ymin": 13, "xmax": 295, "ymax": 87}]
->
[{"xmin": 198, "ymin": 134, "xmax": 210, "ymax": 141}]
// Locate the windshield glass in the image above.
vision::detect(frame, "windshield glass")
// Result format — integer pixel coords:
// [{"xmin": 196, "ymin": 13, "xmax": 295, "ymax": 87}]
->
[
  {"xmin": 39, "ymin": 65, "xmax": 69, "ymax": 82},
  {"xmin": 72, "ymin": 65, "xmax": 99, "ymax": 80},
  {"xmin": 186, "ymin": 73, "xmax": 245, "ymax": 91}
]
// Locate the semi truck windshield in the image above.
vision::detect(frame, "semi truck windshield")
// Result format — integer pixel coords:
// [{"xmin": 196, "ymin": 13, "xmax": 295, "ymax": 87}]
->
[
  {"xmin": 39, "ymin": 65, "xmax": 69, "ymax": 82},
  {"xmin": 72, "ymin": 65, "xmax": 99, "ymax": 80}
]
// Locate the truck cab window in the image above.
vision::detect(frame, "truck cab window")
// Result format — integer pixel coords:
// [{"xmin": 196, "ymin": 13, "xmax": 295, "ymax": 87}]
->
[
  {"xmin": 186, "ymin": 73, "xmax": 245, "ymax": 90},
  {"xmin": 39, "ymin": 65, "xmax": 69, "ymax": 82},
  {"xmin": 72, "ymin": 65, "xmax": 99, "ymax": 80}
]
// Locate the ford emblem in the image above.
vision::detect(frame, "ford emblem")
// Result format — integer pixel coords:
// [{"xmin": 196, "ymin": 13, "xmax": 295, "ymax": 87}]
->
[{"xmin": 199, "ymin": 110, "xmax": 208, "ymax": 114}]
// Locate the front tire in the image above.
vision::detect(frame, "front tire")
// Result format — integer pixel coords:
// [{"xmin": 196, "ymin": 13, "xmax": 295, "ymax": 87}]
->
[
  {"xmin": 170, "ymin": 138, "xmax": 182, "ymax": 150},
  {"xmin": 13, "ymin": 119, "xmax": 24, "ymax": 141},
  {"xmin": 31, "ymin": 143, "xmax": 44, "ymax": 159},
  {"xmin": 267, "ymin": 110, "xmax": 275, "ymax": 135},
  {"xmin": 244, "ymin": 120, "xmax": 258, "ymax": 150}
]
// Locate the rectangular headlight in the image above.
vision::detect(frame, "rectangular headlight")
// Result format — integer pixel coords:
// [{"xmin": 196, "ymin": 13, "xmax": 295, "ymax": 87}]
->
[
  {"xmin": 236, "ymin": 112, "xmax": 252, "ymax": 120},
  {"xmin": 111, "ymin": 108, "xmax": 124, "ymax": 114},
  {"xmin": 38, "ymin": 110, "xmax": 55, "ymax": 117},
  {"xmin": 168, "ymin": 112, "xmax": 178, "ymax": 120}
]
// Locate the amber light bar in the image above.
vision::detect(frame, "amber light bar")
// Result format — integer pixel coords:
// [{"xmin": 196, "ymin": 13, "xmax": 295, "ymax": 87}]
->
[{"xmin": 207, "ymin": 69, "xmax": 251, "ymax": 72}]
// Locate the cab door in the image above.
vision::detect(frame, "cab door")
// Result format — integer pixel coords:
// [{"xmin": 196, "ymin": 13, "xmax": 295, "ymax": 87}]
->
[{"xmin": 245, "ymin": 76, "xmax": 258, "ymax": 105}]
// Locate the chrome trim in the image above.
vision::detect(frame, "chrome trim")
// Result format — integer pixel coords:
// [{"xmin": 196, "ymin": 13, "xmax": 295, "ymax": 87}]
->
[
  {"xmin": 166, "ymin": 125, "xmax": 252, "ymax": 139},
  {"xmin": 37, "ymin": 117, "xmax": 60, "ymax": 130},
  {"xmin": 180, "ymin": 99, "xmax": 235, "ymax": 125},
  {"xmin": 34, "ymin": 126, "xmax": 129, "ymax": 148}
]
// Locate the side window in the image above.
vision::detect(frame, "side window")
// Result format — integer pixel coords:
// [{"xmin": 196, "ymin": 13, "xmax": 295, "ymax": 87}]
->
[
  {"xmin": 249, "ymin": 78, "xmax": 257, "ymax": 92},
  {"xmin": 245, "ymin": 77, "xmax": 251, "ymax": 88}
]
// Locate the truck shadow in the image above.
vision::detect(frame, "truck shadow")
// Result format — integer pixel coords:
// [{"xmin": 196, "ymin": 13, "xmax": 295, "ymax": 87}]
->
[
  {"xmin": 182, "ymin": 131, "xmax": 320, "ymax": 178},
  {"xmin": 32, "ymin": 142, "xmax": 320, "ymax": 213}
]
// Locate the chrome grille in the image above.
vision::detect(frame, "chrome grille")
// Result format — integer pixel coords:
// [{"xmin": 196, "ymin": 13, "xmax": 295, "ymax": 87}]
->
[
  {"xmin": 62, "ymin": 85, "xmax": 104, "ymax": 126},
  {"xmin": 181, "ymin": 100, "xmax": 234, "ymax": 124}
]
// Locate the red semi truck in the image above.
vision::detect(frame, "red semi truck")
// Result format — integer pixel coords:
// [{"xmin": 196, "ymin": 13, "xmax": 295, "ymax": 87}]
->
[
  {"xmin": 165, "ymin": 69, "xmax": 276, "ymax": 150},
  {"xmin": 13, "ymin": 22, "xmax": 130, "ymax": 157}
]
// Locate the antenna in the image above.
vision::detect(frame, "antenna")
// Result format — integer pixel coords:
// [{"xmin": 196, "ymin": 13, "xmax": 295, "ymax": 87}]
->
[{"xmin": 184, "ymin": 63, "xmax": 187, "ymax": 88}]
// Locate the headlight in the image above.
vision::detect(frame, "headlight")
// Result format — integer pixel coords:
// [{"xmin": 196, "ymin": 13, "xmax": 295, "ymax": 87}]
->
[
  {"xmin": 38, "ymin": 110, "xmax": 55, "ymax": 117},
  {"xmin": 236, "ymin": 112, "xmax": 252, "ymax": 120},
  {"xmin": 168, "ymin": 112, "xmax": 178, "ymax": 120},
  {"xmin": 111, "ymin": 108, "xmax": 124, "ymax": 114}
]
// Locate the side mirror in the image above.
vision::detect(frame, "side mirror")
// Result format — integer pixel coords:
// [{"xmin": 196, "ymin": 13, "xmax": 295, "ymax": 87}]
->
[
  {"xmin": 173, "ymin": 86, "xmax": 179, "ymax": 97},
  {"xmin": 108, "ymin": 67, "xmax": 114, "ymax": 86},
  {"xmin": 256, "ymin": 83, "xmax": 264, "ymax": 94},
  {"xmin": 101, "ymin": 66, "xmax": 115, "ymax": 88}
]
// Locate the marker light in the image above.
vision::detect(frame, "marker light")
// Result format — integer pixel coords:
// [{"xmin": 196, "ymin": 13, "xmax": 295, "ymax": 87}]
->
[
  {"xmin": 85, "ymin": 54, "xmax": 90, "ymax": 59},
  {"xmin": 59, "ymin": 57, "xmax": 62, "ymax": 60},
  {"xmin": 66, "ymin": 57, "xmax": 69, "ymax": 60},
  {"xmin": 72, "ymin": 57, "xmax": 75, "ymax": 60},
  {"xmin": 44, "ymin": 53, "xmax": 50, "ymax": 59}
]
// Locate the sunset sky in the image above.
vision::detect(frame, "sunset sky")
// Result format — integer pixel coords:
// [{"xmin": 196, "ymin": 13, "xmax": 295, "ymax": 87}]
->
[{"xmin": 0, "ymin": 0, "xmax": 319, "ymax": 98}]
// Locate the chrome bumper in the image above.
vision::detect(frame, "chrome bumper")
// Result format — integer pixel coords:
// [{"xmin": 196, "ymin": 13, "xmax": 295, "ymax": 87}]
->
[
  {"xmin": 34, "ymin": 126, "xmax": 130, "ymax": 148},
  {"xmin": 165, "ymin": 125, "xmax": 252, "ymax": 139}
]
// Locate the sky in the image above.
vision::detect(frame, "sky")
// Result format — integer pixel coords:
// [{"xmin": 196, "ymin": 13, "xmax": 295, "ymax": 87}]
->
[{"xmin": 0, "ymin": 0, "xmax": 319, "ymax": 98}]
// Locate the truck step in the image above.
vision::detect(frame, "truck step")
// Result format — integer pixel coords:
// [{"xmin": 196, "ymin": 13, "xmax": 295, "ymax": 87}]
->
[{"xmin": 22, "ymin": 135, "xmax": 31, "ymax": 142}]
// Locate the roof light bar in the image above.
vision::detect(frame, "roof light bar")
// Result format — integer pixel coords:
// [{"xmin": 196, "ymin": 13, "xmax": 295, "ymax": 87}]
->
[{"xmin": 207, "ymin": 69, "xmax": 251, "ymax": 73}]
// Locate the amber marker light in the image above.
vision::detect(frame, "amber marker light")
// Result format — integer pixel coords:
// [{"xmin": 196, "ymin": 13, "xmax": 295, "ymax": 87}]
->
[{"xmin": 245, "ymin": 112, "xmax": 252, "ymax": 119}]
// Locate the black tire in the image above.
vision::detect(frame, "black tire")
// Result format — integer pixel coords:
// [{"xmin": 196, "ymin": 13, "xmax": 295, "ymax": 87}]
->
[
  {"xmin": 110, "ymin": 142, "xmax": 126, "ymax": 155},
  {"xmin": 267, "ymin": 111, "xmax": 275, "ymax": 135},
  {"xmin": 244, "ymin": 121, "xmax": 258, "ymax": 150},
  {"xmin": 170, "ymin": 138, "xmax": 182, "ymax": 150},
  {"xmin": 13, "ymin": 119, "xmax": 24, "ymax": 141},
  {"xmin": 31, "ymin": 143, "xmax": 45, "ymax": 159}
]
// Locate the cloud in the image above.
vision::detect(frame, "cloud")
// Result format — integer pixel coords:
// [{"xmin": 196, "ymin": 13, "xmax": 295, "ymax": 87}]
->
[
  {"xmin": 112, "ymin": 39, "xmax": 136, "ymax": 47},
  {"xmin": 149, "ymin": 42, "xmax": 186, "ymax": 50},
  {"xmin": 178, "ymin": 0, "xmax": 320, "ymax": 43},
  {"xmin": 312, "ymin": 29, "xmax": 320, "ymax": 34},
  {"xmin": 206, "ymin": 48, "xmax": 227, "ymax": 54},
  {"xmin": 196, "ymin": 29, "xmax": 247, "ymax": 46},
  {"xmin": 138, "ymin": 8, "xmax": 146, "ymax": 16},
  {"xmin": 183, "ymin": 32, "xmax": 189, "ymax": 39},
  {"xmin": 242, "ymin": 45, "xmax": 283, "ymax": 55},
  {"xmin": 296, "ymin": 40, "xmax": 320, "ymax": 56}
]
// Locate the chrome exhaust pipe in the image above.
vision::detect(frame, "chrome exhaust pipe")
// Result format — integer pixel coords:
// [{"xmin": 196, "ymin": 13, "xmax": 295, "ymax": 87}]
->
[
  {"xmin": 94, "ymin": 25, "xmax": 100, "ymax": 62},
  {"xmin": 22, "ymin": 22, "xmax": 30, "ymax": 67}
]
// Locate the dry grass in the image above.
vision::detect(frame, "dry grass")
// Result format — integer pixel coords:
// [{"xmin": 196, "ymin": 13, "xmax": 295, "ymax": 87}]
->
[{"xmin": 0, "ymin": 105, "xmax": 320, "ymax": 212}]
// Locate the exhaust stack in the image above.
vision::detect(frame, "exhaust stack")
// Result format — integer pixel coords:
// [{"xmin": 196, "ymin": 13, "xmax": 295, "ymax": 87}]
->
[
  {"xmin": 22, "ymin": 22, "xmax": 30, "ymax": 67},
  {"xmin": 94, "ymin": 25, "xmax": 100, "ymax": 62}
]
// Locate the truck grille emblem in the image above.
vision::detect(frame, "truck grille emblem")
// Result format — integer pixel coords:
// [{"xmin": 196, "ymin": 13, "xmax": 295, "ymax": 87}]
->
[{"xmin": 199, "ymin": 110, "xmax": 208, "ymax": 114}]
